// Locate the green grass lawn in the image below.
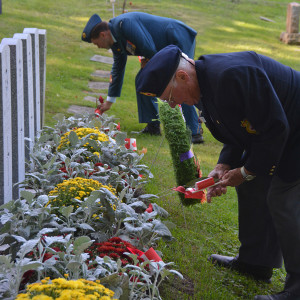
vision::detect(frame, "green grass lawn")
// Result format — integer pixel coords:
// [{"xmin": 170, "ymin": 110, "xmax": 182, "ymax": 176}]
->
[{"xmin": 1, "ymin": 0, "xmax": 299, "ymax": 298}]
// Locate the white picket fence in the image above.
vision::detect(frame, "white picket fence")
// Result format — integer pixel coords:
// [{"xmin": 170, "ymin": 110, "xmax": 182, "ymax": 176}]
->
[{"xmin": 0, "ymin": 28, "xmax": 46, "ymax": 205}]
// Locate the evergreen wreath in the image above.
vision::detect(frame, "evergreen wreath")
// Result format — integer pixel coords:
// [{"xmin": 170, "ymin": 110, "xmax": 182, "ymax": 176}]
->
[{"xmin": 159, "ymin": 101, "xmax": 204, "ymax": 206}]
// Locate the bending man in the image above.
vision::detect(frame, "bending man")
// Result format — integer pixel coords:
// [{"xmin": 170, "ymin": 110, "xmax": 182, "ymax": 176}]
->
[
  {"xmin": 136, "ymin": 45, "xmax": 300, "ymax": 300},
  {"xmin": 81, "ymin": 12, "xmax": 203, "ymax": 143}
]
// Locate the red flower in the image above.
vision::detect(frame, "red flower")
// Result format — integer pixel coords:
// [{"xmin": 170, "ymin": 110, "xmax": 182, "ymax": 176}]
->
[
  {"xmin": 59, "ymin": 167, "xmax": 67, "ymax": 173},
  {"xmin": 109, "ymin": 237, "xmax": 122, "ymax": 243},
  {"xmin": 43, "ymin": 252, "xmax": 53, "ymax": 262},
  {"xmin": 94, "ymin": 163, "xmax": 104, "ymax": 167},
  {"xmin": 52, "ymin": 247, "xmax": 62, "ymax": 252},
  {"xmin": 145, "ymin": 203, "xmax": 153, "ymax": 213},
  {"xmin": 84, "ymin": 237, "xmax": 137, "ymax": 267},
  {"xmin": 109, "ymin": 253, "xmax": 120, "ymax": 259},
  {"xmin": 21, "ymin": 270, "xmax": 35, "ymax": 286}
]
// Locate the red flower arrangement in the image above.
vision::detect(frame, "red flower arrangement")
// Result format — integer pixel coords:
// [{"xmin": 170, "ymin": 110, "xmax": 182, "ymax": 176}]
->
[{"xmin": 85, "ymin": 237, "xmax": 142, "ymax": 267}]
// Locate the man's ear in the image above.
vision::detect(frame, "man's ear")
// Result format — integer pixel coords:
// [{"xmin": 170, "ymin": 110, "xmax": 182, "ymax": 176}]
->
[
  {"xmin": 176, "ymin": 70, "xmax": 189, "ymax": 82},
  {"xmin": 99, "ymin": 31, "xmax": 106, "ymax": 39}
]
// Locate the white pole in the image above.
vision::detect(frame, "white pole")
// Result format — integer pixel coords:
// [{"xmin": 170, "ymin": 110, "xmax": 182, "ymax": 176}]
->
[{"xmin": 110, "ymin": 0, "xmax": 116, "ymax": 18}]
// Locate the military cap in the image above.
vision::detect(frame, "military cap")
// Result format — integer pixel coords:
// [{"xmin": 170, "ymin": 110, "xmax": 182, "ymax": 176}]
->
[
  {"xmin": 82, "ymin": 14, "xmax": 102, "ymax": 43},
  {"xmin": 136, "ymin": 45, "xmax": 182, "ymax": 97}
]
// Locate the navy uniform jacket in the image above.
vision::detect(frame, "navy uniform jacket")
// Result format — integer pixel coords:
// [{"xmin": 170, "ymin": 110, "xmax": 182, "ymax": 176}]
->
[
  {"xmin": 194, "ymin": 51, "xmax": 300, "ymax": 182},
  {"xmin": 108, "ymin": 12, "xmax": 197, "ymax": 97}
]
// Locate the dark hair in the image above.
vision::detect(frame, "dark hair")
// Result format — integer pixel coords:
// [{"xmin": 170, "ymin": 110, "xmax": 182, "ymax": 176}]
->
[{"xmin": 90, "ymin": 21, "xmax": 109, "ymax": 40}]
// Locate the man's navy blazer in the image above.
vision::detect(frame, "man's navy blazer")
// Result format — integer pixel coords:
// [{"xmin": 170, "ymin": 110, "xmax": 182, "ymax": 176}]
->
[
  {"xmin": 194, "ymin": 51, "xmax": 300, "ymax": 181},
  {"xmin": 108, "ymin": 12, "xmax": 197, "ymax": 97}
]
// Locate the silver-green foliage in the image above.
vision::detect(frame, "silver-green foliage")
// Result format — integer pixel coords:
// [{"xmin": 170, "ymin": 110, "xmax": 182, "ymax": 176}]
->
[
  {"xmin": 0, "ymin": 113, "xmax": 179, "ymax": 299},
  {"xmin": 21, "ymin": 113, "xmax": 153, "ymax": 195}
]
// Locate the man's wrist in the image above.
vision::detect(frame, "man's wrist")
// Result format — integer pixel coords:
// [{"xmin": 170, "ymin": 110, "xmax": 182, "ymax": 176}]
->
[
  {"xmin": 107, "ymin": 96, "xmax": 116, "ymax": 103},
  {"xmin": 240, "ymin": 166, "xmax": 256, "ymax": 181},
  {"xmin": 215, "ymin": 163, "xmax": 231, "ymax": 172}
]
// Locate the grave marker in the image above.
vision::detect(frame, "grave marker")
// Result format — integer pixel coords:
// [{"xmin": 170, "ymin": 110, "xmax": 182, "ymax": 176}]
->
[
  {"xmin": 90, "ymin": 55, "xmax": 113, "ymax": 64},
  {"xmin": 0, "ymin": 44, "xmax": 12, "ymax": 204},
  {"xmin": 84, "ymin": 94, "xmax": 106, "ymax": 103},
  {"xmin": 1, "ymin": 38, "xmax": 25, "ymax": 199},
  {"xmin": 38, "ymin": 29, "xmax": 47, "ymax": 126},
  {"xmin": 23, "ymin": 28, "xmax": 41, "ymax": 133},
  {"xmin": 88, "ymin": 81, "xmax": 110, "ymax": 90},
  {"xmin": 91, "ymin": 70, "xmax": 110, "ymax": 78},
  {"xmin": 280, "ymin": 2, "xmax": 300, "ymax": 45},
  {"xmin": 13, "ymin": 33, "xmax": 35, "ymax": 163},
  {"xmin": 67, "ymin": 105, "xmax": 95, "ymax": 115}
]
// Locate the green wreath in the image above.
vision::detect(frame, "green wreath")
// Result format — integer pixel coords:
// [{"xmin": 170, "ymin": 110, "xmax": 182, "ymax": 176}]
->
[{"xmin": 159, "ymin": 101, "xmax": 204, "ymax": 206}]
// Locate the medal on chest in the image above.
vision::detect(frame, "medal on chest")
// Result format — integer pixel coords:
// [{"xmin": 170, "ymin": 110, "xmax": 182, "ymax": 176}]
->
[{"xmin": 126, "ymin": 40, "xmax": 136, "ymax": 55}]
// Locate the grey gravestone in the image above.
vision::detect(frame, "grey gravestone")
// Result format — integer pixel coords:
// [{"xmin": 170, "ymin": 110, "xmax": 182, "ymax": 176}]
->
[
  {"xmin": 84, "ymin": 95, "xmax": 99, "ymax": 103},
  {"xmin": 280, "ymin": 2, "xmax": 300, "ymax": 45},
  {"xmin": 0, "ymin": 43, "xmax": 12, "ymax": 204},
  {"xmin": 13, "ymin": 33, "xmax": 35, "ymax": 164},
  {"xmin": 286, "ymin": 2, "xmax": 300, "ymax": 33},
  {"xmin": 90, "ymin": 55, "xmax": 113, "ymax": 64},
  {"xmin": 84, "ymin": 91, "xmax": 107, "ymax": 96},
  {"xmin": 84, "ymin": 93, "xmax": 106, "ymax": 102},
  {"xmin": 23, "ymin": 28, "xmax": 41, "ymax": 133},
  {"xmin": 83, "ymin": 92, "xmax": 107, "ymax": 103},
  {"xmin": 38, "ymin": 29, "xmax": 47, "ymax": 127},
  {"xmin": 1, "ymin": 38, "xmax": 25, "ymax": 200},
  {"xmin": 67, "ymin": 105, "xmax": 95, "ymax": 115},
  {"xmin": 88, "ymin": 81, "xmax": 110, "ymax": 90},
  {"xmin": 91, "ymin": 70, "xmax": 110, "ymax": 78}
]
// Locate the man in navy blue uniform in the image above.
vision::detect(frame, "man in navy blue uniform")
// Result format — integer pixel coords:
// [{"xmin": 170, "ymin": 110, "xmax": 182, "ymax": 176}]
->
[
  {"xmin": 81, "ymin": 12, "xmax": 203, "ymax": 143},
  {"xmin": 136, "ymin": 45, "xmax": 300, "ymax": 300}
]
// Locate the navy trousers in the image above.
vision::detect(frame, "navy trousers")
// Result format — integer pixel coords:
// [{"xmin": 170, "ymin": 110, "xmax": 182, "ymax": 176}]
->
[{"xmin": 236, "ymin": 175, "xmax": 300, "ymax": 295}]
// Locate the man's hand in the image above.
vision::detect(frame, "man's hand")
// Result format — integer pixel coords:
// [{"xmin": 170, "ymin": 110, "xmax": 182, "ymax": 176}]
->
[
  {"xmin": 206, "ymin": 164, "xmax": 230, "ymax": 203},
  {"xmin": 207, "ymin": 163, "xmax": 231, "ymax": 179},
  {"xmin": 140, "ymin": 58, "xmax": 149, "ymax": 69},
  {"xmin": 221, "ymin": 168, "xmax": 245, "ymax": 187},
  {"xmin": 97, "ymin": 101, "xmax": 113, "ymax": 113},
  {"xmin": 221, "ymin": 167, "xmax": 254, "ymax": 187},
  {"xmin": 207, "ymin": 165, "xmax": 255, "ymax": 202}
]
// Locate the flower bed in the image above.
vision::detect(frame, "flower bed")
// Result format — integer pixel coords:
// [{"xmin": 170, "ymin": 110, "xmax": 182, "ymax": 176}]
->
[{"xmin": 0, "ymin": 113, "xmax": 181, "ymax": 300}]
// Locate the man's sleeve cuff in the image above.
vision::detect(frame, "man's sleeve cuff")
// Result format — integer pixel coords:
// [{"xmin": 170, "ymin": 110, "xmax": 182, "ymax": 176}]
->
[{"xmin": 107, "ymin": 96, "xmax": 117, "ymax": 103}]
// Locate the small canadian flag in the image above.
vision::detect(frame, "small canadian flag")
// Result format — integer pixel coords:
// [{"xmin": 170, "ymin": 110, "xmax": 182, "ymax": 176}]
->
[{"xmin": 125, "ymin": 138, "xmax": 137, "ymax": 151}]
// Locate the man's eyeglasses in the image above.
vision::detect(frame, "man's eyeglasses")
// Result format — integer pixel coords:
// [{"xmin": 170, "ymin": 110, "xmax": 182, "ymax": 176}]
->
[{"xmin": 161, "ymin": 78, "xmax": 175, "ymax": 105}]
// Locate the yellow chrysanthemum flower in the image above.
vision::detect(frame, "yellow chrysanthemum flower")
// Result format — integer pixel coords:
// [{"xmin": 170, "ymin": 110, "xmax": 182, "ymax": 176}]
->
[
  {"xmin": 47, "ymin": 178, "xmax": 117, "ymax": 214},
  {"xmin": 57, "ymin": 127, "xmax": 109, "ymax": 152},
  {"xmin": 16, "ymin": 278, "xmax": 116, "ymax": 300}
]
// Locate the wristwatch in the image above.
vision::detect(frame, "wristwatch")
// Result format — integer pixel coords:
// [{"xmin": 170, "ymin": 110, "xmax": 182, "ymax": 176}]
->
[{"xmin": 240, "ymin": 166, "xmax": 256, "ymax": 181}]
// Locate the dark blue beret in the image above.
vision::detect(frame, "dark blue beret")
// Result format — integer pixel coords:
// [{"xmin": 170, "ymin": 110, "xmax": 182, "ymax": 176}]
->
[
  {"xmin": 82, "ymin": 14, "xmax": 102, "ymax": 43},
  {"xmin": 136, "ymin": 45, "xmax": 182, "ymax": 97}
]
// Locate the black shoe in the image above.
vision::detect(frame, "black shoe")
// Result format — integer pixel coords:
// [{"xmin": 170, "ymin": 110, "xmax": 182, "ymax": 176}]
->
[
  {"xmin": 140, "ymin": 123, "xmax": 161, "ymax": 135},
  {"xmin": 254, "ymin": 290, "xmax": 300, "ymax": 300},
  {"xmin": 192, "ymin": 134, "xmax": 204, "ymax": 144},
  {"xmin": 208, "ymin": 254, "xmax": 273, "ymax": 283}
]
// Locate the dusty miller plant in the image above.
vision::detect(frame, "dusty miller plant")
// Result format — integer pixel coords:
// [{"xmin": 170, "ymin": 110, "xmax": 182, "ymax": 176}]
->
[{"xmin": 20, "ymin": 113, "xmax": 153, "ymax": 196}]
